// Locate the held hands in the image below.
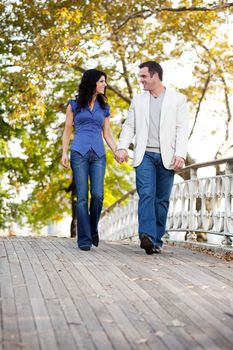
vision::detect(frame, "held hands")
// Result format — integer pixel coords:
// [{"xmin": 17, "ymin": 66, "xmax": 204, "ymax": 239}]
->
[
  {"xmin": 114, "ymin": 149, "xmax": 128, "ymax": 164},
  {"xmin": 61, "ymin": 152, "xmax": 69, "ymax": 168},
  {"xmin": 171, "ymin": 155, "xmax": 185, "ymax": 171},
  {"xmin": 61, "ymin": 149, "xmax": 128, "ymax": 167}
]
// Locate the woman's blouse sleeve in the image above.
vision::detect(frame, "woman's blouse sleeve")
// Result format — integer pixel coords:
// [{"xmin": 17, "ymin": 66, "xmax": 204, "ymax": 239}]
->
[
  {"xmin": 67, "ymin": 99, "xmax": 76, "ymax": 114},
  {"xmin": 105, "ymin": 104, "xmax": 110, "ymax": 118}
]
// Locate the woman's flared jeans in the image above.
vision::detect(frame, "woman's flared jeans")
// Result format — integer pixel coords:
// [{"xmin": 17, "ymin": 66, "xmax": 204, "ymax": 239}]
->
[{"xmin": 71, "ymin": 150, "xmax": 106, "ymax": 248}]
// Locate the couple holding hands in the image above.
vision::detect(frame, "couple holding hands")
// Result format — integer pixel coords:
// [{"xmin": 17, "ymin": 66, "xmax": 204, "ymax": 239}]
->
[{"xmin": 62, "ymin": 61, "xmax": 189, "ymax": 254}]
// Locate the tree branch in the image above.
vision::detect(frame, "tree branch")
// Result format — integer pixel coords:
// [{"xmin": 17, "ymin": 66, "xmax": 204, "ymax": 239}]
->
[
  {"xmin": 215, "ymin": 75, "xmax": 233, "ymax": 159},
  {"xmin": 188, "ymin": 70, "xmax": 211, "ymax": 140},
  {"xmin": 113, "ymin": 3, "xmax": 233, "ymax": 33},
  {"xmin": 120, "ymin": 53, "xmax": 133, "ymax": 99},
  {"xmin": 154, "ymin": 3, "xmax": 233, "ymax": 12},
  {"xmin": 199, "ymin": 44, "xmax": 233, "ymax": 159},
  {"xmin": 107, "ymin": 84, "xmax": 131, "ymax": 104}
]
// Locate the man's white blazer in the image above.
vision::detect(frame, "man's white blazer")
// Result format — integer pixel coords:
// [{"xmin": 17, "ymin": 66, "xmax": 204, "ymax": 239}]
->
[{"xmin": 118, "ymin": 89, "xmax": 189, "ymax": 169}]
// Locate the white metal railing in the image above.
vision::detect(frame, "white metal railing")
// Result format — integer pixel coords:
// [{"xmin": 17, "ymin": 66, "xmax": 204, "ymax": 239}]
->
[{"xmin": 99, "ymin": 157, "xmax": 233, "ymax": 246}]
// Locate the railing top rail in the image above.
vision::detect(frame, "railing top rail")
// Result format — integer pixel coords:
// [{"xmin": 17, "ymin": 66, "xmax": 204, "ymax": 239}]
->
[
  {"xmin": 178, "ymin": 156, "xmax": 233, "ymax": 173},
  {"xmin": 101, "ymin": 157, "xmax": 233, "ymax": 217}
]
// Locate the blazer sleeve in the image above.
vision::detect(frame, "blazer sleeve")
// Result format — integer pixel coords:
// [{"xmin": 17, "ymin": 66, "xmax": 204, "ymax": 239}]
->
[
  {"xmin": 118, "ymin": 99, "xmax": 136, "ymax": 150},
  {"xmin": 175, "ymin": 95, "xmax": 189, "ymax": 159}
]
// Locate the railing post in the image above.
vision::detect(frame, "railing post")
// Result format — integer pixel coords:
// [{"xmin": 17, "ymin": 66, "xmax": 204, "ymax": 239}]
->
[
  {"xmin": 187, "ymin": 168, "xmax": 197, "ymax": 242},
  {"xmin": 222, "ymin": 160, "xmax": 233, "ymax": 246}
]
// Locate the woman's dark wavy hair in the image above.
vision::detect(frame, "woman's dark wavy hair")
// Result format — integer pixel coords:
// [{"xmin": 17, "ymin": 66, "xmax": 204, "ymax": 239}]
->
[{"xmin": 76, "ymin": 69, "xmax": 108, "ymax": 110}]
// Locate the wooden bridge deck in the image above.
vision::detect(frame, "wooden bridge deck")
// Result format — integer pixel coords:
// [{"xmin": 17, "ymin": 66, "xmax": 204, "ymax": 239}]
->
[{"xmin": 1, "ymin": 237, "xmax": 233, "ymax": 350}]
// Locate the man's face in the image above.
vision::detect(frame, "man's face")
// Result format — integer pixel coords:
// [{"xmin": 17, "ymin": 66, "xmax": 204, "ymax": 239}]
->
[{"xmin": 139, "ymin": 67, "xmax": 158, "ymax": 91}]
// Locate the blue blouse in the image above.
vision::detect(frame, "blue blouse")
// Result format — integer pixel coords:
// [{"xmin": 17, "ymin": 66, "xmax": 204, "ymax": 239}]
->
[{"xmin": 68, "ymin": 99, "xmax": 110, "ymax": 157}]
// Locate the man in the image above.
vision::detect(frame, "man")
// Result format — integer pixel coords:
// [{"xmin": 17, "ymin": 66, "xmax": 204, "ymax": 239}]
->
[{"xmin": 115, "ymin": 61, "xmax": 189, "ymax": 255}]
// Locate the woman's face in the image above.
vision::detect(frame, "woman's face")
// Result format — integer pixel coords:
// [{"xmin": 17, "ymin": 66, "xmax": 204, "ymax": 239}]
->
[{"xmin": 95, "ymin": 75, "xmax": 107, "ymax": 95}]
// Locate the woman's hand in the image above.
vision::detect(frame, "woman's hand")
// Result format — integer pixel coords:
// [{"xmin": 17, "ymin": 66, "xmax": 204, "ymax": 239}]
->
[
  {"xmin": 61, "ymin": 152, "xmax": 69, "ymax": 168},
  {"xmin": 115, "ymin": 149, "xmax": 128, "ymax": 163}
]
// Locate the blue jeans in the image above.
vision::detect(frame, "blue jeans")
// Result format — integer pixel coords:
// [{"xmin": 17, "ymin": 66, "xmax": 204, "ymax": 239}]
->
[
  {"xmin": 71, "ymin": 150, "xmax": 106, "ymax": 248},
  {"xmin": 136, "ymin": 152, "xmax": 174, "ymax": 247}
]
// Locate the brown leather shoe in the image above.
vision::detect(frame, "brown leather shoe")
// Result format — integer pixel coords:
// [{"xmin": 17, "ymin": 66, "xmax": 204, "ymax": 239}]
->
[{"xmin": 140, "ymin": 234, "xmax": 154, "ymax": 255}]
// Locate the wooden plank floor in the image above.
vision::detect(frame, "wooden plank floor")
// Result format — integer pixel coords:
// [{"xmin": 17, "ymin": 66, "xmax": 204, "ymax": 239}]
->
[{"xmin": 1, "ymin": 237, "xmax": 233, "ymax": 350}]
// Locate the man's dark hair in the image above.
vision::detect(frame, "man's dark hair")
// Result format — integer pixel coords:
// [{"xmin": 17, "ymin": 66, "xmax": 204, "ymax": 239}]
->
[{"xmin": 139, "ymin": 61, "xmax": 163, "ymax": 81}]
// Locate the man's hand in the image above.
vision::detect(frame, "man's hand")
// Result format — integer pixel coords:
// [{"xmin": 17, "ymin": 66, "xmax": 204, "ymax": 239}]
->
[
  {"xmin": 115, "ymin": 149, "xmax": 128, "ymax": 164},
  {"xmin": 171, "ymin": 155, "xmax": 185, "ymax": 171},
  {"xmin": 61, "ymin": 153, "xmax": 69, "ymax": 168}
]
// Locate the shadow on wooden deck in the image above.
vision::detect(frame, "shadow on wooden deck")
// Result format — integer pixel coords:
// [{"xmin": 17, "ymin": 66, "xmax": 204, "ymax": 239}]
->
[{"xmin": 1, "ymin": 237, "xmax": 233, "ymax": 350}]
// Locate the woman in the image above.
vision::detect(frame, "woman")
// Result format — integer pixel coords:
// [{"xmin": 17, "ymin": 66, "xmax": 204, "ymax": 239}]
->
[{"xmin": 61, "ymin": 69, "xmax": 117, "ymax": 250}]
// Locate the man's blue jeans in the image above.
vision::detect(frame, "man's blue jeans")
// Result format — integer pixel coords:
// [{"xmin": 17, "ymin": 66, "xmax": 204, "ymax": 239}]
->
[
  {"xmin": 71, "ymin": 150, "xmax": 106, "ymax": 248},
  {"xmin": 136, "ymin": 152, "xmax": 174, "ymax": 247}
]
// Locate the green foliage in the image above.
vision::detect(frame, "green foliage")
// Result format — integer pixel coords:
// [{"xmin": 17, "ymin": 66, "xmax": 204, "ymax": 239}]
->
[{"xmin": 0, "ymin": 0, "xmax": 232, "ymax": 231}]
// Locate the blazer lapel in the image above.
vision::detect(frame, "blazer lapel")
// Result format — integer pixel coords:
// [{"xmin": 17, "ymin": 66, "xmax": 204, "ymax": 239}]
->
[
  {"xmin": 160, "ymin": 88, "xmax": 171, "ymax": 124},
  {"xmin": 142, "ymin": 91, "xmax": 150, "ymax": 127}
]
